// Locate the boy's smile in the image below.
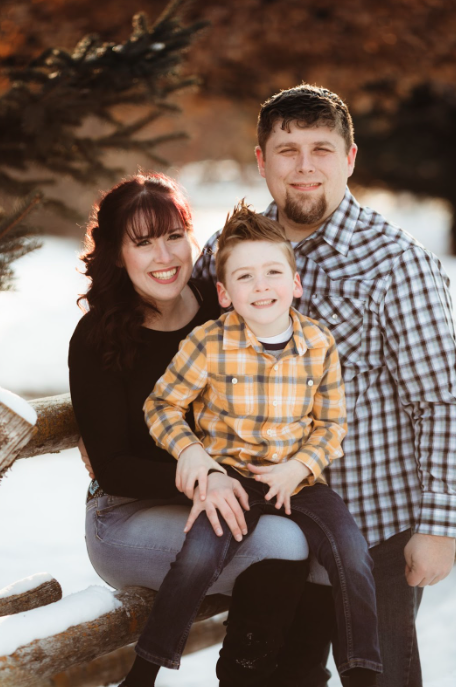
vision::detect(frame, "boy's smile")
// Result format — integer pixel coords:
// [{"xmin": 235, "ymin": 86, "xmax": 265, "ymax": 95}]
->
[{"xmin": 216, "ymin": 240, "xmax": 303, "ymax": 338}]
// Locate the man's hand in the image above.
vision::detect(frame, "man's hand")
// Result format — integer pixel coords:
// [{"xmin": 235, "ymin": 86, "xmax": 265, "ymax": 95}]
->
[
  {"xmin": 184, "ymin": 472, "xmax": 250, "ymax": 541},
  {"xmin": 78, "ymin": 437, "xmax": 95, "ymax": 479},
  {"xmin": 248, "ymin": 460, "xmax": 311, "ymax": 515},
  {"xmin": 176, "ymin": 443, "xmax": 226, "ymax": 500},
  {"xmin": 404, "ymin": 533, "xmax": 455, "ymax": 587}
]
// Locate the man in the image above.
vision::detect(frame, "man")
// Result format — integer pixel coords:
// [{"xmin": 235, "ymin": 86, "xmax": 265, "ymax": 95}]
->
[{"xmin": 193, "ymin": 84, "xmax": 456, "ymax": 687}]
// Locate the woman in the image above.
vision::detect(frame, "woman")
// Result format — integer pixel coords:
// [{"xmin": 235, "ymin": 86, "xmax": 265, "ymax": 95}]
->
[{"xmin": 69, "ymin": 173, "xmax": 312, "ymax": 687}]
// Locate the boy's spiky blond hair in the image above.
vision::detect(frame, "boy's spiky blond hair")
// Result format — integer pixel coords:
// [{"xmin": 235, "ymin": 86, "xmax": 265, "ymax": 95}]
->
[{"xmin": 215, "ymin": 200, "xmax": 296, "ymax": 284}]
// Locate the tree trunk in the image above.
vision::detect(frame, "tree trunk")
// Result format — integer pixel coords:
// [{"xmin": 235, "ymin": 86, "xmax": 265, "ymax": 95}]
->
[{"xmin": 0, "ymin": 585, "xmax": 230, "ymax": 687}]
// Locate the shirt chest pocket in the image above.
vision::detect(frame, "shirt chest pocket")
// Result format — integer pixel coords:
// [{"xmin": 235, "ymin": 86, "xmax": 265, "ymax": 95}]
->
[
  {"xmin": 309, "ymin": 294, "xmax": 365, "ymax": 380},
  {"xmin": 210, "ymin": 373, "xmax": 256, "ymax": 416}
]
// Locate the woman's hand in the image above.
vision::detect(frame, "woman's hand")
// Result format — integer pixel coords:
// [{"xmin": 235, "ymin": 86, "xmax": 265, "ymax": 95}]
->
[
  {"xmin": 248, "ymin": 461, "xmax": 311, "ymax": 515},
  {"xmin": 184, "ymin": 472, "xmax": 250, "ymax": 542},
  {"xmin": 176, "ymin": 443, "xmax": 226, "ymax": 500},
  {"xmin": 78, "ymin": 437, "xmax": 95, "ymax": 479}
]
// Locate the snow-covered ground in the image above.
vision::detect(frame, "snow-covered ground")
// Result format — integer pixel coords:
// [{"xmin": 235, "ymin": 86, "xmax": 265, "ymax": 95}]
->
[{"xmin": 1, "ymin": 171, "xmax": 455, "ymax": 685}]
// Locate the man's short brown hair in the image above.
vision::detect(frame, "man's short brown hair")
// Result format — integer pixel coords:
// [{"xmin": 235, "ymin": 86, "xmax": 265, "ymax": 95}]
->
[
  {"xmin": 257, "ymin": 83, "xmax": 354, "ymax": 154},
  {"xmin": 215, "ymin": 200, "xmax": 296, "ymax": 285}
]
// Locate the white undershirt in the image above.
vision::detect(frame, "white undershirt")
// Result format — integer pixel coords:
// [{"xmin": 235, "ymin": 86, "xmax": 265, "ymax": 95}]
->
[{"xmin": 257, "ymin": 317, "xmax": 293, "ymax": 345}]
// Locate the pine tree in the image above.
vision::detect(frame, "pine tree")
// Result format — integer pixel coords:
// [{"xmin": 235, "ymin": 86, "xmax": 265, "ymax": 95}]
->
[{"xmin": 0, "ymin": 0, "xmax": 207, "ymax": 290}]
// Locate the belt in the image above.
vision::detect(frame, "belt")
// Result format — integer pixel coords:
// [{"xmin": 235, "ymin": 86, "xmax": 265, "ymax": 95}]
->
[{"xmin": 86, "ymin": 479, "xmax": 106, "ymax": 503}]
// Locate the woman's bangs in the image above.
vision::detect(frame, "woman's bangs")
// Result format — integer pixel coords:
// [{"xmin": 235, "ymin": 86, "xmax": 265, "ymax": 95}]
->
[{"xmin": 125, "ymin": 195, "xmax": 188, "ymax": 242}]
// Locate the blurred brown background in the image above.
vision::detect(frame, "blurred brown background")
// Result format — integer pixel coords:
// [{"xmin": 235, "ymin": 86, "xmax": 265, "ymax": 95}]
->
[{"xmin": 2, "ymin": 0, "xmax": 456, "ymax": 241}]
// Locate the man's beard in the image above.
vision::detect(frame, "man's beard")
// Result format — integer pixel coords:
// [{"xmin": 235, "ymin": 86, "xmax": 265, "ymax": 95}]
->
[{"xmin": 284, "ymin": 191, "xmax": 327, "ymax": 226}]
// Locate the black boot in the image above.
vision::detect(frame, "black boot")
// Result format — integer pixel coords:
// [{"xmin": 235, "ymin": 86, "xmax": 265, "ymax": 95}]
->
[
  {"xmin": 266, "ymin": 580, "xmax": 336, "ymax": 687},
  {"xmin": 216, "ymin": 558, "xmax": 309, "ymax": 687}
]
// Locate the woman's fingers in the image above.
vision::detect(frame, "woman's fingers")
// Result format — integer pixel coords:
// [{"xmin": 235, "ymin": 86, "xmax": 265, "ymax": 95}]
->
[
  {"xmin": 232, "ymin": 481, "xmax": 250, "ymax": 511},
  {"xmin": 183, "ymin": 502, "xmax": 203, "ymax": 533},
  {"xmin": 204, "ymin": 504, "xmax": 224, "ymax": 537},
  {"xmin": 223, "ymin": 492, "xmax": 248, "ymax": 536}
]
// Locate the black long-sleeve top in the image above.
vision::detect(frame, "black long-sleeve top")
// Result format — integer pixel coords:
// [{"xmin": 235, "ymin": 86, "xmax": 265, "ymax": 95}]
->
[{"xmin": 68, "ymin": 280, "xmax": 219, "ymax": 499}]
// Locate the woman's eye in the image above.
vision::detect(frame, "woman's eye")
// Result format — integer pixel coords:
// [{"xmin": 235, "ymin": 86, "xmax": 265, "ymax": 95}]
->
[
  {"xmin": 168, "ymin": 232, "xmax": 184, "ymax": 241},
  {"xmin": 136, "ymin": 238, "xmax": 150, "ymax": 247}
]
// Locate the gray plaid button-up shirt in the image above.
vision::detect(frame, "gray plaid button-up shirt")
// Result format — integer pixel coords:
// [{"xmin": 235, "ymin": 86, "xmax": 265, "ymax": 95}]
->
[{"xmin": 193, "ymin": 188, "xmax": 456, "ymax": 547}]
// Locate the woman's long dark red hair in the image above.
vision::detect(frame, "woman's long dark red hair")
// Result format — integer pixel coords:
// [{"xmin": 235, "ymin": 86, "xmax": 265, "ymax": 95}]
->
[{"xmin": 78, "ymin": 173, "xmax": 194, "ymax": 370}]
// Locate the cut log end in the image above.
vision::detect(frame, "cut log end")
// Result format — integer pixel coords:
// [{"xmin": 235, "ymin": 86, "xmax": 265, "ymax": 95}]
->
[
  {"xmin": 0, "ymin": 400, "xmax": 37, "ymax": 479},
  {"xmin": 0, "ymin": 577, "xmax": 62, "ymax": 617}
]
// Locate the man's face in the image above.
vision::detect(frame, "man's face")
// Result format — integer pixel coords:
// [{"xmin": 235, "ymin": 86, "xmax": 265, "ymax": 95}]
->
[{"xmin": 255, "ymin": 122, "xmax": 357, "ymax": 241}]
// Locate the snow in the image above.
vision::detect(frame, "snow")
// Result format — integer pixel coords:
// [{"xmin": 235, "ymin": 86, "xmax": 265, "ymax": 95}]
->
[
  {"xmin": 0, "ymin": 572, "xmax": 53, "ymax": 599},
  {"xmin": 0, "ymin": 178, "xmax": 455, "ymax": 685},
  {"xmin": 0, "ymin": 585, "xmax": 120, "ymax": 656},
  {"xmin": 0, "ymin": 387, "xmax": 37, "ymax": 425}
]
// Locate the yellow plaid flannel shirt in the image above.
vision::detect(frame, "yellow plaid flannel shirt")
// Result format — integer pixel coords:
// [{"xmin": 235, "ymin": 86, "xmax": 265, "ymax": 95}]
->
[{"xmin": 144, "ymin": 308, "xmax": 347, "ymax": 491}]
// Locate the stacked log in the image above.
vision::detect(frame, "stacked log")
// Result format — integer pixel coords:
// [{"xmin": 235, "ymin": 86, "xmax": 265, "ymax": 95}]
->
[{"xmin": 0, "ymin": 582, "xmax": 229, "ymax": 687}]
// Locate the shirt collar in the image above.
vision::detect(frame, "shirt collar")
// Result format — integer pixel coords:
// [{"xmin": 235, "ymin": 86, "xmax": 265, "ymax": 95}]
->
[
  {"xmin": 222, "ymin": 309, "xmax": 326, "ymax": 356},
  {"xmin": 264, "ymin": 187, "xmax": 361, "ymax": 257}
]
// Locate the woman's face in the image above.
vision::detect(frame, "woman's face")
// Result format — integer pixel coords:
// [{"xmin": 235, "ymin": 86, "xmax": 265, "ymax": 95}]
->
[{"xmin": 120, "ymin": 224, "xmax": 195, "ymax": 308}]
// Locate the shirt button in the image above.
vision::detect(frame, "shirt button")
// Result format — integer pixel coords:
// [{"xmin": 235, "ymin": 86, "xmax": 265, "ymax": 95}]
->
[
  {"xmin": 312, "ymin": 294, "xmax": 318, "ymax": 300},
  {"xmin": 267, "ymin": 429, "xmax": 274, "ymax": 436},
  {"xmin": 231, "ymin": 377, "xmax": 238, "ymax": 384},
  {"xmin": 272, "ymin": 453, "xmax": 278, "ymax": 460},
  {"xmin": 272, "ymin": 400, "xmax": 278, "ymax": 407},
  {"xmin": 332, "ymin": 313, "xmax": 338, "ymax": 320},
  {"xmin": 273, "ymin": 364, "xmax": 279, "ymax": 371},
  {"xmin": 307, "ymin": 379, "xmax": 314, "ymax": 387}
]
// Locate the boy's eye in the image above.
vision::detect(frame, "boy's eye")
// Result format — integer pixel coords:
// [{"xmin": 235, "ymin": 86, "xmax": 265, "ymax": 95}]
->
[
  {"xmin": 268, "ymin": 269, "xmax": 282, "ymax": 275},
  {"xmin": 237, "ymin": 273, "xmax": 252, "ymax": 280}
]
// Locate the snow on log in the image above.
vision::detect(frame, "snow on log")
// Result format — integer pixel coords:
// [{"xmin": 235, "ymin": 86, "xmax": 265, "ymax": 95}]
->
[
  {"xmin": 17, "ymin": 393, "xmax": 79, "ymax": 460},
  {"xmin": 0, "ymin": 387, "xmax": 37, "ymax": 478},
  {"xmin": 0, "ymin": 574, "xmax": 62, "ymax": 617},
  {"xmin": 0, "ymin": 585, "xmax": 230, "ymax": 686}
]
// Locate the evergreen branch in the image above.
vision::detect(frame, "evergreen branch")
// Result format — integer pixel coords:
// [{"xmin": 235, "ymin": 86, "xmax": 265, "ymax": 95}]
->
[{"xmin": 0, "ymin": 192, "xmax": 42, "ymax": 241}]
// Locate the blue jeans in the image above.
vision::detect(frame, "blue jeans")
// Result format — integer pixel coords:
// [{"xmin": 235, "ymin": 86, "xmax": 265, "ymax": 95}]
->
[{"xmin": 135, "ymin": 472, "xmax": 382, "ymax": 676}]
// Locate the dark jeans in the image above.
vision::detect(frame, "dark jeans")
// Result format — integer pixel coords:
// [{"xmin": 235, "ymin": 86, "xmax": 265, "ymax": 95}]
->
[
  {"xmin": 269, "ymin": 529, "xmax": 424, "ymax": 687},
  {"xmin": 135, "ymin": 471, "xmax": 382, "ymax": 675}
]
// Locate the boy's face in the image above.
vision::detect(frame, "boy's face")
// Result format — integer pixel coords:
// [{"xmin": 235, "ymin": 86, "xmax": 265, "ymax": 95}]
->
[{"xmin": 217, "ymin": 240, "xmax": 303, "ymax": 338}]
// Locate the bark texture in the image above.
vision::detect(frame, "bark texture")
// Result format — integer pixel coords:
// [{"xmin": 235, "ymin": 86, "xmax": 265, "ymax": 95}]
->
[
  {"xmin": 0, "ymin": 400, "xmax": 36, "ymax": 479},
  {"xmin": 0, "ymin": 578, "xmax": 62, "ymax": 617}
]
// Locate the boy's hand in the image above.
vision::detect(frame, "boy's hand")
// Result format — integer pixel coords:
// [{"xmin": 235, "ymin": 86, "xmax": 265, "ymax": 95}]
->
[
  {"xmin": 248, "ymin": 461, "xmax": 311, "ymax": 515},
  {"xmin": 184, "ymin": 472, "xmax": 250, "ymax": 541},
  {"xmin": 176, "ymin": 443, "xmax": 226, "ymax": 500}
]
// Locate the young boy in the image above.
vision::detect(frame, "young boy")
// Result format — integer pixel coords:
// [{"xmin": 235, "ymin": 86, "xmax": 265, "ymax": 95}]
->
[{"xmin": 130, "ymin": 203, "xmax": 381, "ymax": 687}]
